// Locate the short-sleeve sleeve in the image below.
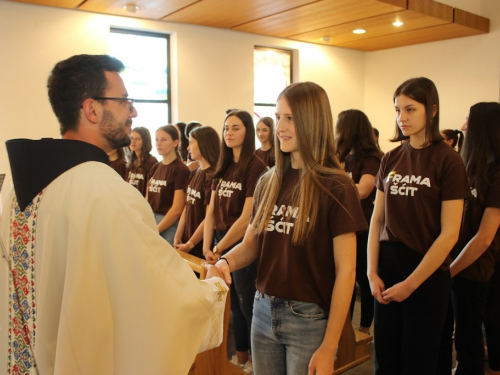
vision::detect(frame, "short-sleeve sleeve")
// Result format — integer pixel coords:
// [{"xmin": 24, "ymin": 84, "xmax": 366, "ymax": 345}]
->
[
  {"xmin": 440, "ymin": 152, "xmax": 470, "ymax": 201},
  {"xmin": 244, "ymin": 157, "xmax": 267, "ymax": 198},
  {"xmin": 328, "ymin": 177, "xmax": 368, "ymax": 238},
  {"xmin": 174, "ymin": 163, "xmax": 190, "ymax": 191}
]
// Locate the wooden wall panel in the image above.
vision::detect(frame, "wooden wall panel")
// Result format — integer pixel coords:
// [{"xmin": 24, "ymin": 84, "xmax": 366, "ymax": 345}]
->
[
  {"xmin": 79, "ymin": 0, "xmax": 198, "ymax": 19},
  {"xmin": 454, "ymin": 8, "xmax": 489, "ymax": 33},
  {"xmin": 232, "ymin": 0, "xmax": 405, "ymax": 38},
  {"xmin": 162, "ymin": 0, "xmax": 316, "ymax": 29},
  {"xmin": 7, "ymin": 0, "xmax": 491, "ymax": 51},
  {"xmin": 290, "ymin": 9, "xmax": 449, "ymax": 45},
  {"xmin": 337, "ymin": 22, "xmax": 488, "ymax": 51},
  {"xmin": 9, "ymin": 0, "xmax": 82, "ymax": 8}
]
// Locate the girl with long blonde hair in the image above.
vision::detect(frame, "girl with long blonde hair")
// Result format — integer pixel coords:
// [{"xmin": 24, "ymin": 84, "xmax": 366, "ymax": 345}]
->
[{"xmin": 215, "ymin": 82, "xmax": 366, "ymax": 374}]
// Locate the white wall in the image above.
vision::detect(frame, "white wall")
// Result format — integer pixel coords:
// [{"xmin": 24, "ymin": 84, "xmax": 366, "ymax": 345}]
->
[
  {"xmin": 364, "ymin": 0, "xmax": 500, "ymax": 153},
  {"xmin": 1, "ymin": 0, "xmax": 499, "ymax": 197},
  {"xmin": 0, "ymin": 0, "xmax": 365, "ymax": 195}
]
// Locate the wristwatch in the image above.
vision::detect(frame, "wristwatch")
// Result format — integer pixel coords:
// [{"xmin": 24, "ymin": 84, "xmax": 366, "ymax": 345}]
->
[{"xmin": 212, "ymin": 245, "xmax": 218, "ymax": 254}]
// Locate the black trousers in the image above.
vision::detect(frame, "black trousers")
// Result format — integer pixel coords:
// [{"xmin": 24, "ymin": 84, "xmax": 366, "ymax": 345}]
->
[
  {"xmin": 485, "ymin": 262, "xmax": 500, "ymax": 371},
  {"xmin": 350, "ymin": 231, "xmax": 374, "ymax": 328},
  {"xmin": 374, "ymin": 241, "xmax": 451, "ymax": 375},
  {"xmin": 214, "ymin": 230, "xmax": 257, "ymax": 353},
  {"xmin": 452, "ymin": 276, "xmax": 489, "ymax": 375}
]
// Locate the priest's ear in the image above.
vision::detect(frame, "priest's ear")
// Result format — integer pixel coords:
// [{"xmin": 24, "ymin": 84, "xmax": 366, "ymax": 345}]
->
[{"xmin": 81, "ymin": 98, "xmax": 102, "ymax": 124}]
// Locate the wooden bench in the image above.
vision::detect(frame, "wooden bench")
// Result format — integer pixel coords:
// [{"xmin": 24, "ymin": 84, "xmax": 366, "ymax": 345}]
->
[
  {"xmin": 334, "ymin": 316, "xmax": 373, "ymax": 374},
  {"xmin": 176, "ymin": 250, "xmax": 246, "ymax": 375}
]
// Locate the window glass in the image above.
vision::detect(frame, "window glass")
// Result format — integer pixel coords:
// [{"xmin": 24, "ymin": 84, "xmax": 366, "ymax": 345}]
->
[{"xmin": 109, "ymin": 29, "xmax": 170, "ymax": 159}]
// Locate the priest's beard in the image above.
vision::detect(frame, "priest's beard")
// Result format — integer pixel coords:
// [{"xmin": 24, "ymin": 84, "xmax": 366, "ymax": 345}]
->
[{"xmin": 100, "ymin": 109, "xmax": 132, "ymax": 150}]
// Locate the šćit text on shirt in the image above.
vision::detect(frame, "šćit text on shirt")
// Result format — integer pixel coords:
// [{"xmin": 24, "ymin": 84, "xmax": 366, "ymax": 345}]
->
[
  {"xmin": 386, "ymin": 171, "xmax": 431, "ymax": 197},
  {"xmin": 217, "ymin": 180, "xmax": 242, "ymax": 198},
  {"xmin": 186, "ymin": 186, "xmax": 202, "ymax": 205},
  {"xmin": 149, "ymin": 178, "xmax": 167, "ymax": 193},
  {"xmin": 266, "ymin": 204, "xmax": 300, "ymax": 235}
]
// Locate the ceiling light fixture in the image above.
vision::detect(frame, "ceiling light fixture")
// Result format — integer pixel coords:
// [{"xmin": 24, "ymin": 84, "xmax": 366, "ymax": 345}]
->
[
  {"xmin": 353, "ymin": 29, "xmax": 366, "ymax": 34},
  {"xmin": 322, "ymin": 36, "xmax": 331, "ymax": 42},
  {"xmin": 393, "ymin": 21, "xmax": 404, "ymax": 26},
  {"xmin": 124, "ymin": 3, "xmax": 138, "ymax": 13}
]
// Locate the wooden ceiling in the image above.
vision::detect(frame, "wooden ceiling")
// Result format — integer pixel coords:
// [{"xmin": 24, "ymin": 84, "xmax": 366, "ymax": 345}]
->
[{"xmin": 9, "ymin": 0, "xmax": 489, "ymax": 51}]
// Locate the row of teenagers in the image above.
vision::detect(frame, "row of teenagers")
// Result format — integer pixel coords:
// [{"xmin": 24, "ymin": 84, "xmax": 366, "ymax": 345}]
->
[{"xmin": 117, "ymin": 77, "xmax": 499, "ymax": 375}]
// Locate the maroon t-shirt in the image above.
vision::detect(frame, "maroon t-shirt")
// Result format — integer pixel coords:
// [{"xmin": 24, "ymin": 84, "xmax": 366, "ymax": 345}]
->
[
  {"xmin": 181, "ymin": 167, "xmax": 214, "ymax": 258},
  {"xmin": 255, "ymin": 168, "xmax": 367, "ymax": 311},
  {"xmin": 212, "ymin": 156, "xmax": 267, "ymax": 231},
  {"xmin": 109, "ymin": 158, "xmax": 127, "ymax": 181},
  {"xmin": 344, "ymin": 154, "xmax": 380, "ymax": 226},
  {"xmin": 147, "ymin": 158, "xmax": 190, "ymax": 215},
  {"xmin": 127, "ymin": 154, "xmax": 158, "ymax": 197},
  {"xmin": 451, "ymin": 166, "xmax": 500, "ymax": 281},
  {"xmin": 376, "ymin": 141, "xmax": 470, "ymax": 268},
  {"xmin": 255, "ymin": 148, "xmax": 275, "ymax": 168}
]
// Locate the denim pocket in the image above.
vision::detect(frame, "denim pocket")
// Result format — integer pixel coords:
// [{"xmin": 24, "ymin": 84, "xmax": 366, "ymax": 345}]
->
[{"xmin": 288, "ymin": 300, "xmax": 327, "ymax": 319}]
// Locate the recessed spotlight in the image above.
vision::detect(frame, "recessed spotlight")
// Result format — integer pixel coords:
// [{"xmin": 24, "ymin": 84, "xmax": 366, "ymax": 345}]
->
[
  {"xmin": 393, "ymin": 21, "xmax": 404, "ymax": 26},
  {"xmin": 322, "ymin": 36, "xmax": 331, "ymax": 42},
  {"xmin": 353, "ymin": 29, "xmax": 366, "ymax": 34},
  {"xmin": 124, "ymin": 3, "xmax": 138, "ymax": 13}
]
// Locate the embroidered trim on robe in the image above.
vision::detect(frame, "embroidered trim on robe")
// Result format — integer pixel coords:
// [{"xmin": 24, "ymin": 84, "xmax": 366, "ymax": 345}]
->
[{"xmin": 7, "ymin": 192, "xmax": 43, "ymax": 375}]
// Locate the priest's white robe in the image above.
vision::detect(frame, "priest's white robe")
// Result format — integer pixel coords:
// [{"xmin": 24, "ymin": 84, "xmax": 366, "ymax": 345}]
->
[{"xmin": 0, "ymin": 161, "xmax": 226, "ymax": 375}]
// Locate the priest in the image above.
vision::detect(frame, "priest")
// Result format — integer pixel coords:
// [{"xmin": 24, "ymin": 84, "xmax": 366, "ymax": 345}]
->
[{"xmin": 0, "ymin": 54, "xmax": 227, "ymax": 375}]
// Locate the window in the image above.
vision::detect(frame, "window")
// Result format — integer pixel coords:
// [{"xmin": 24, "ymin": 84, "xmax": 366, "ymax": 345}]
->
[
  {"xmin": 254, "ymin": 46, "xmax": 292, "ymax": 123},
  {"xmin": 109, "ymin": 29, "xmax": 170, "ymax": 158}
]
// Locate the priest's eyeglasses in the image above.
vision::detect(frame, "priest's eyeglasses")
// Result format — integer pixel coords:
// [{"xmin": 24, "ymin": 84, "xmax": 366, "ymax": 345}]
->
[{"xmin": 92, "ymin": 97, "xmax": 135, "ymax": 113}]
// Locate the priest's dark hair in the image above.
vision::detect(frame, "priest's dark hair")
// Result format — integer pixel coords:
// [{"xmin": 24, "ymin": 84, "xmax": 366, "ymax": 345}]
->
[{"xmin": 47, "ymin": 54, "xmax": 125, "ymax": 135}]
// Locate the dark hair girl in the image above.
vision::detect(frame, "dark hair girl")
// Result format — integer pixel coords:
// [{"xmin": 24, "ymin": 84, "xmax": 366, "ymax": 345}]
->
[
  {"xmin": 335, "ymin": 109, "xmax": 383, "ymax": 335},
  {"xmin": 174, "ymin": 126, "xmax": 220, "ymax": 258},
  {"xmin": 127, "ymin": 127, "xmax": 158, "ymax": 196},
  {"xmin": 203, "ymin": 109, "xmax": 267, "ymax": 370},
  {"xmin": 146, "ymin": 125, "xmax": 190, "ymax": 244},
  {"xmin": 447, "ymin": 102, "xmax": 500, "ymax": 375},
  {"xmin": 441, "ymin": 128, "xmax": 464, "ymax": 153},
  {"xmin": 368, "ymin": 77, "xmax": 470, "ymax": 374},
  {"xmin": 255, "ymin": 116, "xmax": 275, "ymax": 168}
]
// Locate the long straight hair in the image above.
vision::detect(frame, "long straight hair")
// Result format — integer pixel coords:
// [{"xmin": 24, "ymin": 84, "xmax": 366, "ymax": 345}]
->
[
  {"xmin": 213, "ymin": 110, "xmax": 256, "ymax": 180},
  {"xmin": 335, "ymin": 109, "xmax": 383, "ymax": 163},
  {"xmin": 156, "ymin": 124, "xmax": 182, "ymax": 161},
  {"xmin": 189, "ymin": 126, "xmax": 220, "ymax": 172},
  {"xmin": 128, "ymin": 126, "xmax": 153, "ymax": 168},
  {"xmin": 252, "ymin": 82, "xmax": 353, "ymax": 245},
  {"xmin": 257, "ymin": 116, "xmax": 275, "ymax": 149},
  {"xmin": 391, "ymin": 77, "xmax": 441, "ymax": 147},
  {"xmin": 461, "ymin": 102, "xmax": 500, "ymax": 203}
]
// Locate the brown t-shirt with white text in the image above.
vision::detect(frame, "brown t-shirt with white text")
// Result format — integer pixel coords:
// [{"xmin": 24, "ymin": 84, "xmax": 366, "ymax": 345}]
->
[
  {"xmin": 212, "ymin": 156, "xmax": 267, "ymax": 231},
  {"xmin": 147, "ymin": 158, "xmax": 190, "ymax": 215},
  {"xmin": 376, "ymin": 141, "xmax": 470, "ymax": 268},
  {"xmin": 255, "ymin": 148, "xmax": 275, "ymax": 168},
  {"xmin": 255, "ymin": 168, "xmax": 367, "ymax": 311},
  {"xmin": 182, "ymin": 167, "xmax": 214, "ymax": 258},
  {"xmin": 109, "ymin": 158, "xmax": 127, "ymax": 181},
  {"xmin": 344, "ymin": 154, "xmax": 380, "ymax": 226},
  {"xmin": 451, "ymin": 165, "xmax": 500, "ymax": 281},
  {"xmin": 127, "ymin": 154, "xmax": 159, "ymax": 197}
]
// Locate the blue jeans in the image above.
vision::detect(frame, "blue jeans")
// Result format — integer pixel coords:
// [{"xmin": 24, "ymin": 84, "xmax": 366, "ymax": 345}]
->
[
  {"xmin": 251, "ymin": 292, "xmax": 329, "ymax": 375},
  {"xmin": 154, "ymin": 213, "xmax": 178, "ymax": 245}
]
